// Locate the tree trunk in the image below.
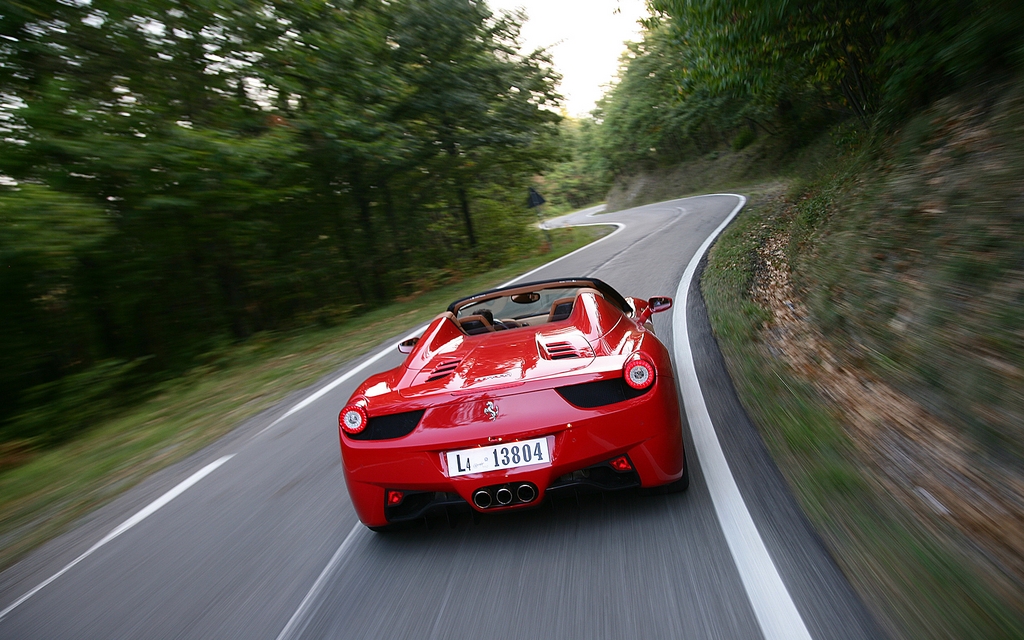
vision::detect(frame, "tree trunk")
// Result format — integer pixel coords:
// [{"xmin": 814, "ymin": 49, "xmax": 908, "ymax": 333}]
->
[
  {"xmin": 382, "ymin": 182, "xmax": 408, "ymax": 275},
  {"xmin": 458, "ymin": 185, "xmax": 477, "ymax": 248},
  {"xmin": 354, "ymin": 189, "xmax": 387, "ymax": 303}
]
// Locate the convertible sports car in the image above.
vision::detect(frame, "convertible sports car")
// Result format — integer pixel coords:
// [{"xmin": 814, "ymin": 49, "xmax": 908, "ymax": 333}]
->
[{"xmin": 338, "ymin": 277, "xmax": 688, "ymax": 531}]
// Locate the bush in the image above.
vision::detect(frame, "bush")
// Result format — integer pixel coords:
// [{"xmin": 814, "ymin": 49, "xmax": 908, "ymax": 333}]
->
[
  {"xmin": 732, "ymin": 127, "xmax": 757, "ymax": 151},
  {"xmin": 1, "ymin": 359, "xmax": 149, "ymax": 448}
]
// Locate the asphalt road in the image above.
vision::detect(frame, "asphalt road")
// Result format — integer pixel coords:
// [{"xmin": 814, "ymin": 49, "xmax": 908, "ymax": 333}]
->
[{"xmin": 0, "ymin": 195, "xmax": 885, "ymax": 639}]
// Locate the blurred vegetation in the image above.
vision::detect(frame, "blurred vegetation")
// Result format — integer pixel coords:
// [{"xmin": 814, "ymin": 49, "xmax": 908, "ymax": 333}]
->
[
  {"xmin": 781, "ymin": 87, "xmax": 1024, "ymax": 635},
  {"xmin": 533, "ymin": 117, "xmax": 611, "ymax": 215},
  {"xmin": 0, "ymin": 0, "xmax": 564, "ymax": 448},
  {"xmin": 790, "ymin": 86, "xmax": 1024, "ymax": 465},
  {"xmin": 704, "ymin": 182, "xmax": 1024, "ymax": 639},
  {"xmin": 573, "ymin": 0, "xmax": 1024, "ymax": 178}
]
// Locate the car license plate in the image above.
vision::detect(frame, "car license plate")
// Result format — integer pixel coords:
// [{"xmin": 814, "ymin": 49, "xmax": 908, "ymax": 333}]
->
[{"xmin": 445, "ymin": 437, "xmax": 550, "ymax": 477}]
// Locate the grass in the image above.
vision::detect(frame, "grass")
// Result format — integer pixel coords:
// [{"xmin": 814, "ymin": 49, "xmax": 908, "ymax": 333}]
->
[
  {"xmin": 701, "ymin": 183, "xmax": 1024, "ymax": 639},
  {"xmin": 0, "ymin": 224, "xmax": 611, "ymax": 571}
]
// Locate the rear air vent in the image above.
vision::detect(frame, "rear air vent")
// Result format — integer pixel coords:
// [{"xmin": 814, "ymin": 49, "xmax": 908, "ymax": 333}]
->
[
  {"xmin": 541, "ymin": 341, "xmax": 594, "ymax": 360},
  {"xmin": 544, "ymin": 341, "xmax": 580, "ymax": 359},
  {"xmin": 426, "ymin": 358, "xmax": 462, "ymax": 382},
  {"xmin": 347, "ymin": 410, "xmax": 425, "ymax": 441},
  {"xmin": 555, "ymin": 378, "xmax": 650, "ymax": 408}
]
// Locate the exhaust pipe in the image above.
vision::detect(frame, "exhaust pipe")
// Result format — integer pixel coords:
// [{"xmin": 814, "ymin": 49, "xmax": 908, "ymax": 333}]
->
[
  {"xmin": 517, "ymin": 483, "xmax": 536, "ymax": 503},
  {"xmin": 473, "ymin": 489, "xmax": 492, "ymax": 509},
  {"xmin": 495, "ymin": 486, "xmax": 513, "ymax": 505}
]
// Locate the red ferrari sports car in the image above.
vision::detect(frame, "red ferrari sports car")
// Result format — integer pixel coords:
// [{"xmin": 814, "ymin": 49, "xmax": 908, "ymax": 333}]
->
[{"xmin": 338, "ymin": 277, "xmax": 688, "ymax": 530}]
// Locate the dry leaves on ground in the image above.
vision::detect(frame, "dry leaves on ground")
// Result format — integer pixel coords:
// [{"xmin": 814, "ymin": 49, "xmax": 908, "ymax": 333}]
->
[{"xmin": 751, "ymin": 230, "xmax": 1024, "ymax": 599}]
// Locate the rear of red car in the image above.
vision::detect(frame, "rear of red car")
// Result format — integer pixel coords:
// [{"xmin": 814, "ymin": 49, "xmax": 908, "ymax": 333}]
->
[{"xmin": 338, "ymin": 290, "xmax": 686, "ymax": 529}]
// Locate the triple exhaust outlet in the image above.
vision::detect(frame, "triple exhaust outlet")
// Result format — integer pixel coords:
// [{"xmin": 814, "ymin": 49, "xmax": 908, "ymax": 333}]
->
[{"xmin": 473, "ymin": 483, "xmax": 537, "ymax": 509}]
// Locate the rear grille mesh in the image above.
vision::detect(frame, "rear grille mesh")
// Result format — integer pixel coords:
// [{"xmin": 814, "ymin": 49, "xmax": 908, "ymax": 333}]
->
[
  {"xmin": 426, "ymin": 359, "xmax": 462, "ymax": 382},
  {"xmin": 348, "ymin": 409, "xmax": 425, "ymax": 441},
  {"xmin": 555, "ymin": 378, "xmax": 650, "ymax": 408}
]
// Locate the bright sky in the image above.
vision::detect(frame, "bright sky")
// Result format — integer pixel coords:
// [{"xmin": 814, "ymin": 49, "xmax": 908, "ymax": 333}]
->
[{"xmin": 486, "ymin": 0, "xmax": 649, "ymax": 117}]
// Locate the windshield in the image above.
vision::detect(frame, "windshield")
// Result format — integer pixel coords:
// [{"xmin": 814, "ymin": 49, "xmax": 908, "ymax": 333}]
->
[{"xmin": 456, "ymin": 286, "xmax": 586, "ymax": 322}]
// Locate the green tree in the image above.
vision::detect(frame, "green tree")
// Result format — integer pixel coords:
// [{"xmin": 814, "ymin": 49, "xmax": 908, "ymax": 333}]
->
[
  {"xmin": 539, "ymin": 117, "xmax": 611, "ymax": 211},
  {"xmin": 390, "ymin": 0, "xmax": 562, "ymax": 250},
  {"xmin": 0, "ymin": 0, "xmax": 566, "ymax": 443}
]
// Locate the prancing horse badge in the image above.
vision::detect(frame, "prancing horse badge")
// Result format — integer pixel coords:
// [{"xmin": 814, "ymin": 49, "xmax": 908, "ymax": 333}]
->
[{"xmin": 484, "ymin": 401, "xmax": 498, "ymax": 421}]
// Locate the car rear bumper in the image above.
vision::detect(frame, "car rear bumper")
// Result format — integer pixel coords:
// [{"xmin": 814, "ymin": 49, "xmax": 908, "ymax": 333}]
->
[
  {"xmin": 380, "ymin": 457, "xmax": 644, "ymax": 524},
  {"xmin": 340, "ymin": 378, "xmax": 684, "ymax": 527}
]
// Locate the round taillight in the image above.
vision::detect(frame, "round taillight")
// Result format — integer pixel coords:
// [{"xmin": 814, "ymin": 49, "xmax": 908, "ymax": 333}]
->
[
  {"xmin": 339, "ymin": 405, "xmax": 367, "ymax": 434},
  {"xmin": 623, "ymin": 357, "xmax": 655, "ymax": 390}
]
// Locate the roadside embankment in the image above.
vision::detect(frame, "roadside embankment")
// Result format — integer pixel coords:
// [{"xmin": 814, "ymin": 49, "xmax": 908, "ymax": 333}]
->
[{"xmin": 633, "ymin": 79, "xmax": 1024, "ymax": 638}]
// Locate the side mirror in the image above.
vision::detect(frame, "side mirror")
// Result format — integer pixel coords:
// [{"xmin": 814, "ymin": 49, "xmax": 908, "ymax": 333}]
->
[
  {"xmin": 636, "ymin": 296, "xmax": 672, "ymax": 325},
  {"xmin": 397, "ymin": 337, "xmax": 420, "ymax": 354},
  {"xmin": 648, "ymin": 296, "xmax": 673, "ymax": 313}
]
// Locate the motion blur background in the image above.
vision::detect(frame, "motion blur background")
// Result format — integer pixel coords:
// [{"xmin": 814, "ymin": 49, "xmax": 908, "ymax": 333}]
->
[{"xmin": 2, "ymin": 1, "xmax": 1023, "ymax": 637}]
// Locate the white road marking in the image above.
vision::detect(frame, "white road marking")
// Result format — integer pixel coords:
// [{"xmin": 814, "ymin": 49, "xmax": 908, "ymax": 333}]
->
[
  {"xmin": 254, "ymin": 326, "xmax": 426, "ymax": 438},
  {"xmin": 672, "ymin": 194, "xmax": 813, "ymax": 640},
  {"xmin": 0, "ymin": 455, "xmax": 234, "ymax": 622},
  {"xmin": 539, "ymin": 203, "xmax": 605, "ymax": 228},
  {"xmin": 275, "ymin": 523, "xmax": 367, "ymax": 640}
]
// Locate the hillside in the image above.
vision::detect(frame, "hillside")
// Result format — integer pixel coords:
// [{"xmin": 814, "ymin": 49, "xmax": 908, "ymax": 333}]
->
[{"xmin": 606, "ymin": 78, "xmax": 1024, "ymax": 638}]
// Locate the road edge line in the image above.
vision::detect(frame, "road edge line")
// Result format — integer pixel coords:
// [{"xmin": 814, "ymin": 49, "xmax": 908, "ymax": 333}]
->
[{"xmin": 672, "ymin": 194, "xmax": 813, "ymax": 640}]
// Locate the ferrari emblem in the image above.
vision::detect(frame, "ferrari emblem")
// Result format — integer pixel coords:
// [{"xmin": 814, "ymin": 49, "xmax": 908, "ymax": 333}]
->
[{"xmin": 484, "ymin": 401, "xmax": 498, "ymax": 421}]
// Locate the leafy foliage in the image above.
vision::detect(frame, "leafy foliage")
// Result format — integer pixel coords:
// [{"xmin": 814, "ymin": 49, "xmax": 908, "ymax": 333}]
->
[
  {"xmin": 0, "ymin": 0, "xmax": 562, "ymax": 444},
  {"xmin": 587, "ymin": 0, "xmax": 1024, "ymax": 171},
  {"xmin": 535, "ymin": 117, "xmax": 609, "ymax": 212}
]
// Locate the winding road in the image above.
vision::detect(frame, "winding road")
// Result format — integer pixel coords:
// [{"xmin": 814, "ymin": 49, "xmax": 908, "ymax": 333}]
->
[{"xmin": 0, "ymin": 195, "xmax": 885, "ymax": 639}]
